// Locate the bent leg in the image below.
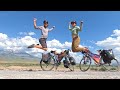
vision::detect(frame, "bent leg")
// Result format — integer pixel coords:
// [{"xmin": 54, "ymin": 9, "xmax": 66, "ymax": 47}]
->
[
  {"xmin": 42, "ymin": 48, "xmax": 48, "ymax": 51},
  {"xmin": 34, "ymin": 45, "xmax": 42, "ymax": 49},
  {"xmin": 39, "ymin": 38, "xmax": 48, "ymax": 51},
  {"xmin": 34, "ymin": 45, "xmax": 48, "ymax": 51},
  {"xmin": 72, "ymin": 36, "xmax": 85, "ymax": 52}
]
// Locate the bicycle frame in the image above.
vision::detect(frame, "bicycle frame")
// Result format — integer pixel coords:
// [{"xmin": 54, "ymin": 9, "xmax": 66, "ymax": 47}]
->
[
  {"xmin": 40, "ymin": 49, "xmax": 75, "ymax": 71},
  {"xmin": 80, "ymin": 49, "xmax": 119, "ymax": 72},
  {"xmin": 50, "ymin": 50, "xmax": 71, "ymax": 63},
  {"xmin": 82, "ymin": 51, "xmax": 101, "ymax": 65},
  {"xmin": 82, "ymin": 49, "xmax": 118, "ymax": 65},
  {"xmin": 52, "ymin": 49, "xmax": 75, "ymax": 71}
]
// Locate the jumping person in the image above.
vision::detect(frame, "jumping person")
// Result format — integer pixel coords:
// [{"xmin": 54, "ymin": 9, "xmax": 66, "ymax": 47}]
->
[
  {"xmin": 28, "ymin": 18, "xmax": 55, "ymax": 51},
  {"xmin": 68, "ymin": 21, "xmax": 88, "ymax": 52}
]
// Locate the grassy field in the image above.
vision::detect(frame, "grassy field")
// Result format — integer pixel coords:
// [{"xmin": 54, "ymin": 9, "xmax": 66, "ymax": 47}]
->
[{"xmin": 0, "ymin": 58, "xmax": 119, "ymax": 71}]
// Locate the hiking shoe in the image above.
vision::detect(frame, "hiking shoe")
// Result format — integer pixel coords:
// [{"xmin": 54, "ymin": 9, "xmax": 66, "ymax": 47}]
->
[{"xmin": 27, "ymin": 44, "xmax": 35, "ymax": 48}]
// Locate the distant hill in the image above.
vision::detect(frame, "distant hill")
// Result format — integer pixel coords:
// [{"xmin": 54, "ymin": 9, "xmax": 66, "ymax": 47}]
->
[{"xmin": 0, "ymin": 49, "xmax": 41, "ymax": 61}]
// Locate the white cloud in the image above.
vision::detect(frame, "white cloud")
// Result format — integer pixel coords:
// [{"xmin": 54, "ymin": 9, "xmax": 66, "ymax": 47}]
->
[
  {"xmin": 28, "ymin": 32, "xmax": 36, "ymax": 36},
  {"xmin": 0, "ymin": 42, "xmax": 6, "ymax": 48},
  {"xmin": 111, "ymin": 29, "xmax": 120, "ymax": 36},
  {"xmin": 63, "ymin": 42, "xmax": 72, "ymax": 48},
  {"xmin": 96, "ymin": 34, "xmax": 120, "ymax": 49},
  {"xmin": 0, "ymin": 33, "xmax": 92, "ymax": 63},
  {"xmin": 47, "ymin": 39, "xmax": 63, "ymax": 48},
  {"xmin": 19, "ymin": 32, "xmax": 27, "ymax": 35},
  {"xmin": 47, "ymin": 39, "xmax": 72, "ymax": 49},
  {"xmin": 0, "ymin": 33, "xmax": 8, "ymax": 41},
  {"xmin": 18, "ymin": 32, "xmax": 35, "ymax": 36},
  {"xmin": 0, "ymin": 33, "xmax": 38, "ymax": 52},
  {"xmin": 96, "ymin": 29, "xmax": 120, "ymax": 61}
]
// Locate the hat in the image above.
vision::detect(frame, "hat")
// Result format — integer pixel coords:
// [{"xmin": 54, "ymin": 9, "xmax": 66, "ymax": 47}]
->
[
  {"xmin": 71, "ymin": 21, "xmax": 76, "ymax": 24},
  {"xmin": 43, "ymin": 20, "xmax": 48, "ymax": 24}
]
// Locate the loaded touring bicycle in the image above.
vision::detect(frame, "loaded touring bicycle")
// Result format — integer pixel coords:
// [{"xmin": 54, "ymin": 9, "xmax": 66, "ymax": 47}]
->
[{"xmin": 79, "ymin": 49, "xmax": 119, "ymax": 72}]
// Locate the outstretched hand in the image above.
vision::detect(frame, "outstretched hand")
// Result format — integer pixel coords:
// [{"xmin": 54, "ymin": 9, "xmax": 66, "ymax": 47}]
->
[
  {"xmin": 53, "ymin": 26, "xmax": 55, "ymax": 28},
  {"xmin": 81, "ymin": 21, "xmax": 83, "ymax": 23},
  {"xmin": 34, "ymin": 18, "xmax": 37, "ymax": 22}
]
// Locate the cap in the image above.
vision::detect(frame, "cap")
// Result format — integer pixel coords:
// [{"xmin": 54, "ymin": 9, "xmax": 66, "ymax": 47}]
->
[
  {"xmin": 43, "ymin": 20, "xmax": 48, "ymax": 24},
  {"xmin": 71, "ymin": 21, "xmax": 76, "ymax": 24}
]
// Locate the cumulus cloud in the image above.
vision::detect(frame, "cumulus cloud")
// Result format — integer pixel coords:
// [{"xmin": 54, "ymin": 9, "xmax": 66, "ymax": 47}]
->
[
  {"xmin": 96, "ymin": 29, "xmax": 120, "ymax": 61},
  {"xmin": 0, "ymin": 32, "xmax": 91, "ymax": 63},
  {"xmin": 0, "ymin": 33, "xmax": 38, "ymax": 51},
  {"xmin": 96, "ymin": 30, "xmax": 120, "ymax": 49},
  {"xmin": 0, "ymin": 33, "xmax": 8, "ymax": 41},
  {"xmin": 47, "ymin": 39, "xmax": 72, "ymax": 49},
  {"xmin": 111, "ymin": 29, "xmax": 120, "ymax": 36}
]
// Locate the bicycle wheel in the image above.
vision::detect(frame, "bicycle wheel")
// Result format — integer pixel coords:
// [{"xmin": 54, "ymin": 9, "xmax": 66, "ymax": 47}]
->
[
  {"xmin": 68, "ymin": 62, "xmax": 74, "ymax": 71},
  {"xmin": 55, "ymin": 61, "xmax": 61, "ymax": 71},
  {"xmin": 103, "ymin": 59, "xmax": 119, "ymax": 72},
  {"xmin": 79, "ymin": 56, "xmax": 91, "ymax": 72},
  {"xmin": 40, "ymin": 56, "xmax": 55, "ymax": 71}
]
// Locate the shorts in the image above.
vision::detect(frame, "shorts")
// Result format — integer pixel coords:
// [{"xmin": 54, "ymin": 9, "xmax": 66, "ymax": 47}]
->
[{"xmin": 39, "ymin": 38, "xmax": 47, "ymax": 48}]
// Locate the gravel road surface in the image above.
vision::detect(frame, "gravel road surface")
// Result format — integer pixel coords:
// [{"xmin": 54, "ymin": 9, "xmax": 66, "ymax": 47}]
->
[{"xmin": 0, "ymin": 70, "xmax": 120, "ymax": 79}]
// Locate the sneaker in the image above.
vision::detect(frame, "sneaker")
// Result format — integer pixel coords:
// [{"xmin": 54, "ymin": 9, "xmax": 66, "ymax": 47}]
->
[
  {"xmin": 27, "ymin": 44, "xmax": 35, "ymax": 48},
  {"xmin": 84, "ymin": 47, "xmax": 89, "ymax": 53}
]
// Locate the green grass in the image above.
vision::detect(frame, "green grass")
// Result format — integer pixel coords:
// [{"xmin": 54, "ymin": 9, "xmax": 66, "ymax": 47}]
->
[
  {"xmin": 0, "ymin": 58, "xmax": 119, "ymax": 72},
  {"xmin": 0, "ymin": 58, "xmax": 40, "ymax": 67},
  {"xmin": 99, "ymin": 67, "xmax": 107, "ymax": 71},
  {"xmin": 0, "ymin": 63, "xmax": 40, "ymax": 67},
  {"xmin": 90, "ymin": 67, "xmax": 98, "ymax": 71},
  {"xmin": 110, "ymin": 67, "xmax": 117, "ymax": 70}
]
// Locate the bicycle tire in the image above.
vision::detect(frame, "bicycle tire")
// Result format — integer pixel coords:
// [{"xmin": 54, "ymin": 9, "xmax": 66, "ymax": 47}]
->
[
  {"xmin": 68, "ymin": 64, "xmax": 74, "ymax": 71},
  {"xmin": 79, "ymin": 56, "xmax": 91, "ymax": 72},
  {"xmin": 40, "ymin": 56, "xmax": 55, "ymax": 71},
  {"xmin": 103, "ymin": 59, "xmax": 119, "ymax": 72}
]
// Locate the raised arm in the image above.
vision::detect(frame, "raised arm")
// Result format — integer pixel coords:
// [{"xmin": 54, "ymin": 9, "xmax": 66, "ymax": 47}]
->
[
  {"xmin": 78, "ymin": 21, "xmax": 83, "ymax": 31},
  {"xmin": 48, "ymin": 26, "xmax": 55, "ymax": 32},
  {"xmin": 69, "ymin": 22, "xmax": 72, "ymax": 30},
  {"xmin": 33, "ymin": 18, "xmax": 42, "ymax": 29}
]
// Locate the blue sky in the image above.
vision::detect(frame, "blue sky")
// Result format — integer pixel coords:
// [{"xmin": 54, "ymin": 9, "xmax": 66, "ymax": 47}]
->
[
  {"xmin": 0, "ymin": 11, "xmax": 120, "ymax": 50},
  {"xmin": 1, "ymin": 11, "xmax": 120, "ymax": 62}
]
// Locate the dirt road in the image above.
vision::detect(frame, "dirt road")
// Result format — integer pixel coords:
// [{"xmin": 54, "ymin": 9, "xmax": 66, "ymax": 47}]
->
[{"xmin": 0, "ymin": 70, "xmax": 120, "ymax": 79}]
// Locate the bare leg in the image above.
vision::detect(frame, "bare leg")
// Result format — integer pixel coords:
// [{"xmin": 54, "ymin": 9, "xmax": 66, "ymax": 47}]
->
[
  {"xmin": 42, "ymin": 48, "xmax": 48, "ymax": 51},
  {"xmin": 34, "ymin": 45, "xmax": 42, "ymax": 49},
  {"xmin": 34, "ymin": 45, "xmax": 48, "ymax": 51}
]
